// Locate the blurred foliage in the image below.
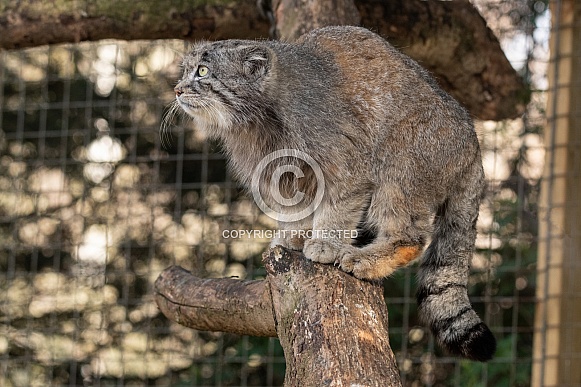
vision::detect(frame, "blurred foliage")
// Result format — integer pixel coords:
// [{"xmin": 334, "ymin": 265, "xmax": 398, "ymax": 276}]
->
[{"xmin": 0, "ymin": 1, "xmax": 548, "ymax": 386}]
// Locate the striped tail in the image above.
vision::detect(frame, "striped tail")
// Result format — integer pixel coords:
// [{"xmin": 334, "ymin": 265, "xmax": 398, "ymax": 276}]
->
[{"xmin": 416, "ymin": 191, "xmax": 496, "ymax": 361}]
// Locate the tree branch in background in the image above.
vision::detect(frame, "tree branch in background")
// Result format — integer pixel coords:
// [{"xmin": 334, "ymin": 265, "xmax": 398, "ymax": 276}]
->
[
  {"xmin": 155, "ymin": 247, "xmax": 402, "ymax": 386},
  {"xmin": 0, "ymin": 0, "xmax": 270, "ymax": 49},
  {"xmin": 0, "ymin": 0, "xmax": 527, "ymax": 120}
]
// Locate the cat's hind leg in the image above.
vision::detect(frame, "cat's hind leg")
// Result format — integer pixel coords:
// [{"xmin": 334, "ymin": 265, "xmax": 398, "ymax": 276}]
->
[{"xmin": 339, "ymin": 185, "xmax": 432, "ymax": 280}]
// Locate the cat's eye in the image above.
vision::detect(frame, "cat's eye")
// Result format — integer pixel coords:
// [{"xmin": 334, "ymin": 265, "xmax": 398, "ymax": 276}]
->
[{"xmin": 196, "ymin": 65, "xmax": 209, "ymax": 77}]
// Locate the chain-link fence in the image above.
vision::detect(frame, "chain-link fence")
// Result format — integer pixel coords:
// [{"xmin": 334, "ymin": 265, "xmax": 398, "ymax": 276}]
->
[{"xmin": 0, "ymin": 1, "xmax": 562, "ymax": 386}]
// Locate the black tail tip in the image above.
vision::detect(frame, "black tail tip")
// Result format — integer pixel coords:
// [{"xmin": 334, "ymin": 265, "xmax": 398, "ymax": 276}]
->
[{"xmin": 448, "ymin": 322, "xmax": 496, "ymax": 362}]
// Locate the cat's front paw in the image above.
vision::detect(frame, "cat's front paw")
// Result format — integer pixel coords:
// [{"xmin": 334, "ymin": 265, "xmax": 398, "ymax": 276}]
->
[
  {"xmin": 303, "ymin": 238, "xmax": 337, "ymax": 264},
  {"xmin": 303, "ymin": 238, "xmax": 350, "ymax": 264}
]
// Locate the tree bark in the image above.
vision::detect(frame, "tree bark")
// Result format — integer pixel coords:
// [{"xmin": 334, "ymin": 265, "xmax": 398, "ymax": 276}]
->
[
  {"xmin": 271, "ymin": 0, "xmax": 360, "ymax": 41},
  {"xmin": 155, "ymin": 265, "xmax": 277, "ymax": 337},
  {"xmin": 0, "ymin": 0, "xmax": 526, "ymax": 121},
  {"xmin": 154, "ymin": 246, "xmax": 402, "ymax": 386},
  {"xmin": 0, "ymin": 0, "xmax": 270, "ymax": 49}
]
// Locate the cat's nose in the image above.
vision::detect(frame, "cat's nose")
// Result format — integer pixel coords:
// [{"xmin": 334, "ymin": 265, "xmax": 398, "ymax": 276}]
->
[{"xmin": 174, "ymin": 86, "xmax": 184, "ymax": 97}]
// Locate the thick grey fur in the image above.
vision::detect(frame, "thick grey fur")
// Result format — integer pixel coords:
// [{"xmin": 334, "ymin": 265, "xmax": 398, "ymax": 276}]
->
[{"xmin": 172, "ymin": 26, "xmax": 496, "ymax": 361}]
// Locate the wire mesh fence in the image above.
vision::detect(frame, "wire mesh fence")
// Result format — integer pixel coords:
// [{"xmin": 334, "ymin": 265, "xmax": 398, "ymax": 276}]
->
[{"xmin": 0, "ymin": 0, "xmax": 560, "ymax": 386}]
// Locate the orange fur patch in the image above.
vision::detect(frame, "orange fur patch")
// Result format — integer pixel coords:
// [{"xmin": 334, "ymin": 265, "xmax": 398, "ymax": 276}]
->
[
  {"xmin": 392, "ymin": 245, "xmax": 422, "ymax": 267},
  {"xmin": 363, "ymin": 245, "xmax": 422, "ymax": 279}
]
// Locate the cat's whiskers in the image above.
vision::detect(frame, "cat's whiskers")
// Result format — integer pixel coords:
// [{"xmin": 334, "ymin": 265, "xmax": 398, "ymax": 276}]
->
[{"xmin": 160, "ymin": 100, "xmax": 186, "ymax": 149}]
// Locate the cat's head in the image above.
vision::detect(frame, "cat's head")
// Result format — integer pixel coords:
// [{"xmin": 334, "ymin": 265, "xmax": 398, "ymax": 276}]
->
[{"xmin": 174, "ymin": 40, "xmax": 274, "ymax": 137}]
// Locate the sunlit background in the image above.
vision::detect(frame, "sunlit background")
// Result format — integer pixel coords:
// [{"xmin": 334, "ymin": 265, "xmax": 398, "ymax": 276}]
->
[{"xmin": 0, "ymin": 1, "xmax": 555, "ymax": 386}]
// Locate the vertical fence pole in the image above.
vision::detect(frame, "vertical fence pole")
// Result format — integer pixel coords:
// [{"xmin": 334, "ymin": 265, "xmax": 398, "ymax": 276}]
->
[{"xmin": 533, "ymin": 0, "xmax": 581, "ymax": 385}]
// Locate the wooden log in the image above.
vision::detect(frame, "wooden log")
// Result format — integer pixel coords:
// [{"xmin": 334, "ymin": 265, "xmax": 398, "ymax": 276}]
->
[
  {"xmin": 154, "ymin": 265, "xmax": 276, "ymax": 337},
  {"xmin": 154, "ymin": 247, "xmax": 402, "ymax": 386}
]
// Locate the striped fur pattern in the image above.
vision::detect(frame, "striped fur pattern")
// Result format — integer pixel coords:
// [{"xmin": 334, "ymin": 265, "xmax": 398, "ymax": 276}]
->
[{"xmin": 171, "ymin": 26, "xmax": 496, "ymax": 361}]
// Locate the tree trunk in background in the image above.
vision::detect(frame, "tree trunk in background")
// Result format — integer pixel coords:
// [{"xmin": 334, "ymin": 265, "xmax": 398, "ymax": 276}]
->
[
  {"xmin": 0, "ymin": 0, "xmax": 526, "ymax": 121},
  {"xmin": 155, "ymin": 247, "xmax": 403, "ymax": 386},
  {"xmin": 271, "ymin": 0, "xmax": 360, "ymax": 40}
]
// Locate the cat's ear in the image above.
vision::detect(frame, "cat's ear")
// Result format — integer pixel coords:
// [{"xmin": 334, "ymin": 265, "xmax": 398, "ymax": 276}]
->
[{"xmin": 242, "ymin": 46, "xmax": 271, "ymax": 78}]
